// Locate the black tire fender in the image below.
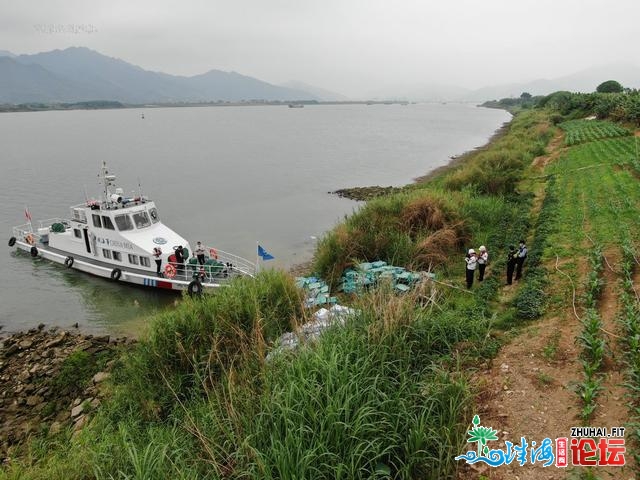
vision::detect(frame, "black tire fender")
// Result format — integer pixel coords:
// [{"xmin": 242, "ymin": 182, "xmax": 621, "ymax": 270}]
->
[
  {"xmin": 110, "ymin": 268, "xmax": 122, "ymax": 281},
  {"xmin": 187, "ymin": 279, "xmax": 203, "ymax": 297},
  {"xmin": 30, "ymin": 246, "xmax": 38, "ymax": 257},
  {"xmin": 64, "ymin": 256, "xmax": 74, "ymax": 268},
  {"xmin": 8, "ymin": 236, "xmax": 16, "ymax": 247}
]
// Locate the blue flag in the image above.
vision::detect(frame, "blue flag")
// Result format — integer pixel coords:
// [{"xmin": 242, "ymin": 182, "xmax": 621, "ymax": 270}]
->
[{"xmin": 258, "ymin": 245, "xmax": 274, "ymax": 260}]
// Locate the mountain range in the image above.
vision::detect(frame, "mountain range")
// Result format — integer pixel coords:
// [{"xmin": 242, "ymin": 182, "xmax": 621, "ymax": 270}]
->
[
  {"xmin": 1, "ymin": 47, "xmax": 639, "ymax": 104},
  {"xmin": 0, "ymin": 47, "xmax": 324, "ymax": 104}
]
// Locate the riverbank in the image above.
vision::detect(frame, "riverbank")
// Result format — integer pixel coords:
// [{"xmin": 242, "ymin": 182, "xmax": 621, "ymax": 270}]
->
[
  {"xmin": 330, "ymin": 118, "xmax": 512, "ymax": 201},
  {"xmin": 0, "ymin": 327, "xmax": 131, "ymax": 462},
  {"xmin": 2, "ymin": 106, "xmax": 562, "ymax": 479}
]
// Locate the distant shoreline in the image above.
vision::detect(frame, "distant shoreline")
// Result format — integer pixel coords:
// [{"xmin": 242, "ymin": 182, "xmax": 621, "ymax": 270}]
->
[{"xmin": 0, "ymin": 99, "xmax": 483, "ymax": 114}]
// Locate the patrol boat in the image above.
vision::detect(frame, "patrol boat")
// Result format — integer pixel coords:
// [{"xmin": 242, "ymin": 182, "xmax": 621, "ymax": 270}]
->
[{"xmin": 8, "ymin": 162, "xmax": 256, "ymax": 295}]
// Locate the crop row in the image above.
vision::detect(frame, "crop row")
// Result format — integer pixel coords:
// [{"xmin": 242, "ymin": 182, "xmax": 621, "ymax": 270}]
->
[
  {"xmin": 576, "ymin": 245, "xmax": 606, "ymax": 422},
  {"xmin": 548, "ymin": 136, "xmax": 640, "ymax": 247},
  {"xmin": 617, "ymin": 241, "xmax": 640, "ymax": 468},
  {"xmin": 560, "ymin": 119, "xmax": 631, "ymax": 146}
]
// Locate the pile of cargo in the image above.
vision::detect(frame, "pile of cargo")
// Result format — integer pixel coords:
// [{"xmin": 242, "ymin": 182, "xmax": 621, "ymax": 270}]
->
[
  {"xmin": 338, "ymin": 261, "xmax": 431, "ymax": 294},
  {"xmin": 266, "ymin": 304, "xmax": 357, "ymax": 360},
  {"xmin": 295, "ymin": 276, "xmax": 337, "ymax": 308}
]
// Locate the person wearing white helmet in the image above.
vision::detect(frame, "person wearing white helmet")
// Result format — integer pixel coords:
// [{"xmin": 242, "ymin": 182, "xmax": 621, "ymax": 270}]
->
[
  {"xmin": 465, "ymin": 248, "xmax": 477, "ymax": 289},
  {"xmin": 477, "ymin": 245, "xmax": 489, "ymax": 281}
]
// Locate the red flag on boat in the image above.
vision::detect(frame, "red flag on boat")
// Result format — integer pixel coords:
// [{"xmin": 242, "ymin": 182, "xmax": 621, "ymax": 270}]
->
[{"xmin": 25, "ymin": 207, "xmax": 32, "ymax": 222}]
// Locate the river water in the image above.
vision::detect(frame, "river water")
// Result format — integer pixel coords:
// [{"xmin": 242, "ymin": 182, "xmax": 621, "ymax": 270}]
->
[{"xmin": 0, "ymin": 103, "xmax": 510, "ymax": 335}]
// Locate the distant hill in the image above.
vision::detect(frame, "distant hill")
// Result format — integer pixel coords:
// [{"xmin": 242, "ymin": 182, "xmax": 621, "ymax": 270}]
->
[
  {"xmin": 1, "ymin": 47, "xmax": 318, "ymax": 104},
  {"xmin": 463, "ymin": 63, "xmax": 640, "ymax": 102},
  {"xmin": 0, "ymin": 50, "xmax": 16, "ymax": 58},
  {"xmin": 0, "ymin": 56, "xmax": 97, "ymax": 103},
  {"xmin": 281, "ymin": 80, "xmax": 349, "ymax": 101}
]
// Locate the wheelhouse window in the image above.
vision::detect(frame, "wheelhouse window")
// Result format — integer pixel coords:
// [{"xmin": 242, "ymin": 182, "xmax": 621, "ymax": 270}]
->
[
  {"xmin": 102, "ymin": 249, "xmax": 112, "ymax": 259},
  {"xmin": 128, "ymin": 254, "xmax": 139, "ymax": 265},
  {"xmin": 92, "ymin": 214, "xmax": 102, "ymax": 228},
  {"xmin": 102, "ymin": 216, "xmax": 115, "ymax": 230},
  {"xmin": 140, "ymin": 257, "xmax": 151, "ymax": 267},
  {"xmin": 73, "ymin": 229, "xmax": 82, "ymax": 238},
  {"xmin": 114, "ymin": 214, "xmax": 134, "ymax": 231},
  {"xmin": 149, "ymin": 207, "xmax": 159, "ymax": 224},
  {"xmin": 132, "ymin": 211, "xmax": 151, "ymax": 229},
  {"xmin": 113, "ymin": 251, "xmax": 122, "ymax": 262}
]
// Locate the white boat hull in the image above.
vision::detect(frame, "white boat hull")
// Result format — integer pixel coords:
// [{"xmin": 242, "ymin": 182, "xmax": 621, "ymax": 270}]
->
[{"xmin": 12, "ymin": 239, "xmax": 231, "ymax": 293}]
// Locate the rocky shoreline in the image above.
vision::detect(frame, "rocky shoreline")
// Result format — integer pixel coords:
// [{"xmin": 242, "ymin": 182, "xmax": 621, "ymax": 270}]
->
[{"xmin": 0, "ymin": 326, "xmax": 134, "ymax": 462}]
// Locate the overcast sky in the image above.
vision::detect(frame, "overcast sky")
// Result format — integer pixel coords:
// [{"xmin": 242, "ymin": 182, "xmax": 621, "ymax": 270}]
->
[{"xmin": 1, "ymin": 0, "xmax": 639, "ymax": 98}]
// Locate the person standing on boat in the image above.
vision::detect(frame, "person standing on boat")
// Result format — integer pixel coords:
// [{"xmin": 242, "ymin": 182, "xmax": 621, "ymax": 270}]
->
[
  {"xmin": 153, "ymin": 247, "xmax": 163, "ymax": 276},
  {"xmin": 174, "ymin": 245, "xmax": 185, "ymax": 278},
  {"xmin": 195, "ymin": 241, "xmax": 206, "ymax": 265}
]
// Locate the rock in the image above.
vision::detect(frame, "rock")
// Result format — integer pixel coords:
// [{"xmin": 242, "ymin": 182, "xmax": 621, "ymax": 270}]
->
[
  {"xmin": 70, "ymin": 403, "xmax": 85, "ymax": 418},
  {"xmin": 26, "ymin": 396, "xmax": 42, "ymax": 407},
  {"xmin": 92, "ymin": 372, "xmax": 110, "ymax": 385},
  {"xmin": 44, "ymin": 335, "xmax": 65, "ymax": 349},
  {"xmin": 73, "ymin": 414, "xmax": 88, "ymax": 431},
  {"xmin": 0, "ymin": 328, "xmax": 125, "ymax": 458},
  {"xmin": 3, "ymin": 344, "xmax": 19, "ymax": 357}
]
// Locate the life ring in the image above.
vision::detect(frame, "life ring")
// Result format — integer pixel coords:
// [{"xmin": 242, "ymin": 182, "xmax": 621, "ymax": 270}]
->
[
  {"xmin": 30, "ymin": 246, "xmax": 38, "ymax": 257},
  {"xmin": 64, "ymin": 256, "xmax": 74, "ymax": 268},
  {"xmin": 164, "ymin": 264, "xmax": 177, "ymax": 279},
  {"xmin": 25, "ymin": 234, "xmax": 35, "ymax": 245},
  {"xmin": 110, "ymin": 268, "xmax": 122, "ymax": 281},
  {"xmin": 187, "ymin": 279, "xmax": 203, "ymax": 297},
  {"xmin": 209, "ymin": 248, "xmax": 218, "ymax": 260},
  {"xmin": 8, "ymin": 236, "xmax": 16, "ymax": 247}
]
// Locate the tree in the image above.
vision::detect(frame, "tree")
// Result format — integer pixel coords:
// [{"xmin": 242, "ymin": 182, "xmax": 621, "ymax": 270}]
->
[
  {"xmin": 596, "ymin": 80, "xmax": 623, "ymax": 93},
  {"xmin": 520, "ymin": 92, "xmax": 532, "ymax": 100}
]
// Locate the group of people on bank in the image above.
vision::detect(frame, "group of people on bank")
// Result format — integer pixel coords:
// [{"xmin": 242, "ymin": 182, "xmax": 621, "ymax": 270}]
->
[{"xmin": 464, "ymin": 240, "xmax": 527, "ymax": 289}]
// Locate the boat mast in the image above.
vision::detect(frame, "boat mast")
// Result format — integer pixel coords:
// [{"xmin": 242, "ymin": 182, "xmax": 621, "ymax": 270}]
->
[{"xmin": 99, "ymin": 161, "xmax": 117, "ymax": 208}]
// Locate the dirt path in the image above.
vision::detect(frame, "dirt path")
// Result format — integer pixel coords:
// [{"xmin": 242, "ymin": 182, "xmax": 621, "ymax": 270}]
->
[{"xmin": 457, "ymin": 132, "xmax": 636, "ymax": 479}]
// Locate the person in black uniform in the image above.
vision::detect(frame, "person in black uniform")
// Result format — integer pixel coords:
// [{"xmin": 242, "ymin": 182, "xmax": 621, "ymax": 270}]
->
[
  {"xmin": 506, "ymin": 245, "xmax": 518, "ymax": 285},
  {"xmin": 174, "ymin": 245, "xmax": 185, "ymax": 278}
]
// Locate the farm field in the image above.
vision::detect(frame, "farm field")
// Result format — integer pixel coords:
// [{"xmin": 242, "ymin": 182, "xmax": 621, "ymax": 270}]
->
[
  {"xmin": 482, "ymin": 119, "xmax": 640, "ymax": 480},
  {"xmin": 559, "ymin": 119, "xmax": 631, "ymax": 146}
]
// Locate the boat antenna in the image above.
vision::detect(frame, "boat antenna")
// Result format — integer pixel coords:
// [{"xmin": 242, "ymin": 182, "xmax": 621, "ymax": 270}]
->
[
  {"xmin": 137, "ymin": 176, "xmax": 144, "ymax": 199},
  {"xmin": 83, "ymin": 185, "xmax": 89, "ymax": 204}
]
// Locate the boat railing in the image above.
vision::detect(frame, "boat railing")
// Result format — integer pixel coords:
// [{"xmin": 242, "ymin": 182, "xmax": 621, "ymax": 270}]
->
[
  {"xmin": 180, "ymin": 246, "xmax": 256, "ymax": 279},
  {"xmin": 38, "ymin": 218, "xmax": 69, "ymax": 229},
  {"xmin": 12, "ymin": 223, "xmax": 35, "ymax": 240}
]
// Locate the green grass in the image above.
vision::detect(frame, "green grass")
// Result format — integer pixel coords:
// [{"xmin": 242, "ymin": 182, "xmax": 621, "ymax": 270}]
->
[
  {"xmin": 559, "ymin": 119, "xmax": 631, "ymax": 146},
  {"xmin": 1, "ymin": 108, "xmax": 595, "ymax": 480},
  {"xmin": 546, "ymin": 135, "xmax": 640, "ymax": 248}
]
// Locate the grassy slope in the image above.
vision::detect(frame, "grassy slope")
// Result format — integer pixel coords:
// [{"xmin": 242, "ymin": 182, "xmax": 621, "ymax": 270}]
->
[{"xmin": 11, "ymin": 111, "xmax": 640, "ymax": 479}]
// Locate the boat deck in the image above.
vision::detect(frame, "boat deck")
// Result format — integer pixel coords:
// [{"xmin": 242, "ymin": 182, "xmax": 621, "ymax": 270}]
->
[{"xmin": 45, "ymin": 245, "xmax": 235, "ymax": 285}]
